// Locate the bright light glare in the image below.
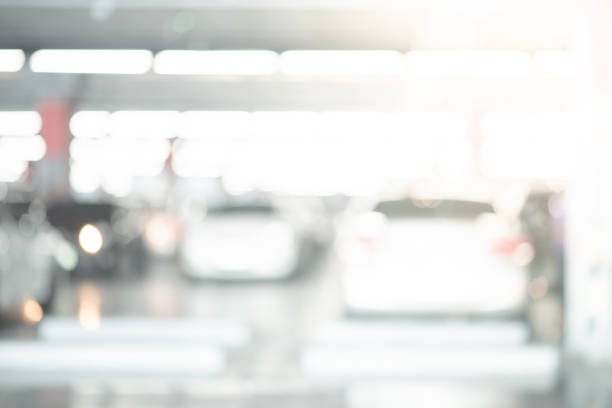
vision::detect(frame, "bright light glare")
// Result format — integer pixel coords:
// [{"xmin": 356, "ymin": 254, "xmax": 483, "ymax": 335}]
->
[
  {"xmin": 70, "ymin": 162, "xmax": 101, "ymax": 194},
  {"xmin": 0, "ymin": 160, "xmax": 28, "ymax": 182},
  {"xmin": 0, "ymin": 49, "xmax": 25, "ymax": 72},
  {"xmin": 70, "ymin": 138, "xmax": 170, "ymax": 165},
  {"xmin": 280, "ymin": 50, "xmax": 404, "ymax": 75},
  {"xmin": 172, "ymin": 111, "xmax": 469, "ymax": 194},
  {"xmin": 78, "ymin": 283, "xmax": 101, "ymax": 330},
  {"xmin": 78, "ymin": 224, "xmax": 103, "ymax": 254},
  {"xmin": 70, "ymin": 111, "xmax": 109, "ymax": 138},
  {"xmin": 70, "ymin": 137, "xmax": 169, "ymax": 192},
  {"xmin": 172, "ymin": 139, "xmax": 224, "ymax": 178},
  {"xmin": 0, "ymin": 135, "xmax": 46, "ymax": 161},
  {"xmin": 534, "ymin": 50, "xmax": 572, "ymax": 77},
  {"xmin": 154, "ymin": 50, "xmax": 278, "ymax": 75},
  {"xmin": 179, "ymin": 111, "xmax": 250, "ymax": 138},
  {"xmin": 30, "ymin": 49, "xmax": 153, "ymax": 74},
  {"xmin": 480, "ymin": 112, "xmax": 572, "ymax": 179},
  {"xmin": 22, "ymin": 298, "xmax": 43, "ymax": 324},
  {"xmin": 0, "ymin": 111, "xmax": 42, "ymax": 135},
  {"xmin": 108, "ymin": 110, "xmax": 179, "ymax": 138},
  {"xmin": 145, "ymin": 215, "xmax": 179, "ymax": 256},
  {"xmin": 406, "ymin": 51, "xmax": 532, "ymax": 77},
  {"xmin": 79, "ymin": 308, "xmax": 100, "ymax": 330}
]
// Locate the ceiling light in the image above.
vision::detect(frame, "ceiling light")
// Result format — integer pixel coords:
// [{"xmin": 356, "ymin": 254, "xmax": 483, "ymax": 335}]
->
[
  {"xmin": 406, "ymin": 50, "xmax": 532, "ymax": 77},
  {"xmin": 0, "ymin": 111, "xmax": 41, "ymax": 135},
  {"xmin": 0, "ymin": 49, "xmax": 25, "ymax": 72},
  {"xmin": 70, "ymin": 111, "xmax": 110, "ymax": 138},
  {"xmin": 280, "ymin": 50, "xmax": 404, "ymax": 75},
  {"xmin": 108, "ymin": 110, "xmax": 179, "ymax": 138},
  {"xmin": 0, "ymin": 135, "xmax": 46, "ymax": 161},
  {"xmin": 30, "ymin": 49, "xmax": 152, "ymax": 74},
  {"xmin": 154, "ymin": 50, "xmax": 278, "ymax": 75}
]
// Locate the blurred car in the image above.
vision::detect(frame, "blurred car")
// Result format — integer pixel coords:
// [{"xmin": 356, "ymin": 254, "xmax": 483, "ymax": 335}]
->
[
  {"xmin": 0, "ymin": 201, "xmax": 73, "ymax": 320},
  {"xmin": 47, "ymin": 202, "xmax": 148, "ymax": 276},
  {"xmin": 338, "ymin": 197, "xmax": 533, "ymax": 317},
  {"xmin": 180, "ymin": 203, "xmax": 304, "ymax": 280}
]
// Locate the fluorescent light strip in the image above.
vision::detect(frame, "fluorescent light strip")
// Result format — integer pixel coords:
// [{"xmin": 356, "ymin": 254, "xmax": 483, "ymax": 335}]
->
[
  {"xmin": 172, "ymin": 139, "xmax": 224, "ymax": 178},
  {"xmin": 280, "ymin": 50, "xmax": 405, "ymax": 75},
  {"xmin": 0, "ymin": 135, "xmax": 46, "ymax": 161},
  {"xmin": 0, "ymin": 341, "xmax": 225, "ymax": 375},
  {"xmin": 70, "ymin": 138, "xmax": 171, "ymax": 164},
  {"xmin": 39, "ymin": 317, "xmax": 250, "ymax": 347},
  {"xmin": 0, "ymin": 49, "xmax": 25, "ymax": 72},
  {"xmin": 179, "ymin": 111, "xmax": 251, "ymax": 138},
  {"xmin": 0, "ymin": 111, "xmax": 41, "ymax": 135},
  {"xmin": 0, "ymin": 160, "xmax": 28, "ymax": 182},
  {"xmin": 108, "ymin": 110, "xmax": 180, "ymax": 138},
  {"xmin": 30, "ymin": 49, "xmax": 153, "ymax": 74},
  {"xmin": 70, "ymin": 111, "xmax": 109, "ymax": 138},
  {"xmin": 302, "ymin": 345, "xmax": 560, "ymax": 378},
  {"xmin": 154, "ymin": 50, "xmax": 278, "ymax": 75},
  {"xmin": 26, "ymin": 48, "xmax": 569, "ymax": 78},
  {"xmin": 406, "ymin": 50, "xmax": 532, "ymax": 77}
]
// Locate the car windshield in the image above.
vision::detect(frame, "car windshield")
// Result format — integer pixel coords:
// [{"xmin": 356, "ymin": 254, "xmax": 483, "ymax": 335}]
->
[
  {"xmin": 207, "ymin": 204, "xmax": 276, "ymax": 216},
  {"xmin": 373, "ymin": 199, "xmax": 495, "ymax": 219}
]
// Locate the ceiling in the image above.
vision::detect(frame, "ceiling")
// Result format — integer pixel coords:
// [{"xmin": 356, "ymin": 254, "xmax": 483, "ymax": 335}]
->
[
  {"xmin": 0, "ymin": 1, "xmax": 570, "ymax": 51},
  {"xmin": 0, "ymin": 1, "xmax": 572, "ymax": 111}
]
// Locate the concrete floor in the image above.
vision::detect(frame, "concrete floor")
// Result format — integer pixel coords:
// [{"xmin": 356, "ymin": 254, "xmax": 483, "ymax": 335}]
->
[{"xmin": 0, "ymin": 253, "xmax": 582, "ymax": 407}]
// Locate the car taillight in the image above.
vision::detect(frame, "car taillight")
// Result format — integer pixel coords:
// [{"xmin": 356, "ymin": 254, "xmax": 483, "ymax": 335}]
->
[
  {"xmin": 356, "ymin": 233, "xmax": 381, "ymax": 250},
  {"xmin": 492, "ymin": 235, "xmax": 534, "ymax": 266},
  {"xmin": 351, "ymin": 211, "xmax": 387, "ymax": 250}
]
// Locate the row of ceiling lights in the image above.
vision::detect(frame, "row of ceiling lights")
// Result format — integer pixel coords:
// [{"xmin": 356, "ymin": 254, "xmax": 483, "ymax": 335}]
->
[
  {"xmin": 0, "ymin": 110, "xmax": 570, "ymax": 139},
  {"xmin": 0, "ymin": 49, "xmax": 570, "ymax": 77},
  {"xmin": 0, "ymin": 109, "xmax": 570, "ymax": 186}
]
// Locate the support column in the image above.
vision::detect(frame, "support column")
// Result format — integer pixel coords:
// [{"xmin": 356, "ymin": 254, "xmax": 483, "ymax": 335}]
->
[
  {"xmin": 566, "ymin": 0, "xmax": 612, "ymax": 359},
  {"xmin": 35, "ymin": 100, "xmax": 72, "ymax": 202}
]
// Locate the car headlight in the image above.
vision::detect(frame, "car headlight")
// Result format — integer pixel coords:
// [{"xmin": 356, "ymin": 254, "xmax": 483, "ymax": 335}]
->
[{"xmin": 78, "ymin": 224, "xmax": 103, "ymax": 254}]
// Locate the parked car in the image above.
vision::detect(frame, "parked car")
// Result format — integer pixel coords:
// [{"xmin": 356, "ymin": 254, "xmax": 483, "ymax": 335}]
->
[
  {"xmin": 179, "ymin": 202, "xmax": 307, "ymax": 281},
  {"xmin": 337, "ymin": 196, "xmax": 533, "ymax": 317},
  {"xmin": 0, "ymin": 201, "xmax": 73, "ymax": 320}
]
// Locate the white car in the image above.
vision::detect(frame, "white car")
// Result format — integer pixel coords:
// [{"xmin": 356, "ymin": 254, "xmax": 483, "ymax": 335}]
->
[
  {"xmin": 180, "ymin": 204, "xmax": 301, "ymax": 280},
  {"xmin": 338, "ymin": 197, "xmax": 533, "ymax": 317}
]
